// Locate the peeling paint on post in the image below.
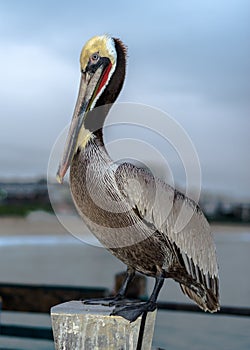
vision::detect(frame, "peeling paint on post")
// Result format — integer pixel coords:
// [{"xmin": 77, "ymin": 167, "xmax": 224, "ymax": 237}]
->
[{"xmin": 51, "ymin": 301, "xmax": 157, "ymax": 350}]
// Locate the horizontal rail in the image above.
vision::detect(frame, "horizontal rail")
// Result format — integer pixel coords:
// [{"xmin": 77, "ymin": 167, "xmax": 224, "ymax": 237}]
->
[
  {"xmin": 0, "ymin": 283, "xmax": 108, "ymax": 313},
  {"xmin": 157, "ymin": 302, "xmax": 250, "ymax": 317},
  {"xmin": 0, "ymin": 324, "xmax": 53, "ymax": 340},
  {"xmin": 0, "ymin": 303, "xmax": 249, "ymax": 341},
  {"xmin": 0, "ymin": 282, "xmax": 249, "ymax": 317}
]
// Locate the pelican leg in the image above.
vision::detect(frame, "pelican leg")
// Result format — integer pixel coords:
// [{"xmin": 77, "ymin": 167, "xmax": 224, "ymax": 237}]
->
[
  {"xmin": 111, "ymin": 274, "xmax": 164, "ymax": 322},
  {"xmin": 82, "ymin": 267, "xmax": 135, "ymax": 306}
]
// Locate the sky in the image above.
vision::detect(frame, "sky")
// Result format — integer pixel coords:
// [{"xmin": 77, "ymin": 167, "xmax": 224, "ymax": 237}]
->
[{"xmin": 0, "ymin": 0, "xmax": 249, "ymax": 199}]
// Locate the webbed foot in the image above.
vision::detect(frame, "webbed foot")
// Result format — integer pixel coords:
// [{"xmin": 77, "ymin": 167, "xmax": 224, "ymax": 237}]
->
[{"xmin": 111, "ymin": 300, "xmax": 157, "ymax": 322}]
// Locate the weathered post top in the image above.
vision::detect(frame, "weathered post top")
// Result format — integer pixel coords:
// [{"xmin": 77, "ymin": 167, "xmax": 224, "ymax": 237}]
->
[{"xmin": 51, "ymin": 300, "xmax": 157, "ymax": 350}]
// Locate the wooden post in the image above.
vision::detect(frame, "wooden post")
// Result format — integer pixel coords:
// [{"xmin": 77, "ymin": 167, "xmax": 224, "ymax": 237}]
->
[{"xmin": 51, "ymin": 301, "xmax": 157, "ymax": 350}]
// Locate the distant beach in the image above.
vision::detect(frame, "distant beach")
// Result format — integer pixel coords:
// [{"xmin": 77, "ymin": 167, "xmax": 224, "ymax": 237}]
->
[
  {"xmin": 0, "ymin": 212, "xmax": 68, "ymax": 236},
  {"xmin": 0, "ymin": 211, "xmax": 249, "ymax": 236}
]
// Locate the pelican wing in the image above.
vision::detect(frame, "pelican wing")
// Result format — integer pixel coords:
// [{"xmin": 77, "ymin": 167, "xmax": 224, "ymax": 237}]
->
[{"xmin": 115, "ymin": 163, "xmax": 219, "ymax": 279}]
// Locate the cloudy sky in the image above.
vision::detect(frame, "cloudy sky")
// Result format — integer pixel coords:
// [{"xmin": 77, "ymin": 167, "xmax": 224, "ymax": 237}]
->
[{"xmin": 0, "ymin": 0, "xmax": 249, "ymax": 199}]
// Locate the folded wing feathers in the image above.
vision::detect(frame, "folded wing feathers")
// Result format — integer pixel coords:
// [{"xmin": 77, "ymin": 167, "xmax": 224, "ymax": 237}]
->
[{"xmin": 117, "ymin": 163, "xmax": 219, "ymax": 280}]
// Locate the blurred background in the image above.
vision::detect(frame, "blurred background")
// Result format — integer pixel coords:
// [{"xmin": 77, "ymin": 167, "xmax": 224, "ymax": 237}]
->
[{"xmin": 0, "ymin": 1, "xmax": 249, "ymax": 349}]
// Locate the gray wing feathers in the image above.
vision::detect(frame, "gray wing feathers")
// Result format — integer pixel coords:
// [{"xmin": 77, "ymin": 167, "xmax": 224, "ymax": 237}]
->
[{"xmin": 116, "ymin": 163, "xmax": 219, "ymax": 278}]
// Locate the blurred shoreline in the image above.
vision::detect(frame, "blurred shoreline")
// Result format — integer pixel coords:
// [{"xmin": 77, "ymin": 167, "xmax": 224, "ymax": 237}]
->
[
  {"xmin": 0, "ymin": 211, "xmax": 250, "ymax": 236},
  {"xmin": 0, "ymin": 212, "xmax": 67, "ymax": 236}
]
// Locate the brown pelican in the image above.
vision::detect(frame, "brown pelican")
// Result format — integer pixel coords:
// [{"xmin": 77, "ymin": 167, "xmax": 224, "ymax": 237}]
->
[{"xmin": 57, "ymin": 35, "xmax": 219, "ymax": 322}]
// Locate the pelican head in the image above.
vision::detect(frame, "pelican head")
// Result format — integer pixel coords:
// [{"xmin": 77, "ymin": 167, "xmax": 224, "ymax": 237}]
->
[{"xmin": 57, "ymin": 35, "xmax": 126, "ymax": 183}]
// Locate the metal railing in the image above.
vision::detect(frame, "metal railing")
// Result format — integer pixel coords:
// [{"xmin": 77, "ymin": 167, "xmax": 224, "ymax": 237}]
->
[
  {"xmin": 0, "ymin": 283, "xmax": 249, "ymax": 341},
  {"xmin": 157, "ymin": 301, "xmax": 250, "ymax": 317}
]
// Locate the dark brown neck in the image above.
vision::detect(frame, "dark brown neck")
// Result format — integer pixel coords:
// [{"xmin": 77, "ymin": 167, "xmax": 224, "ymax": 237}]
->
[{"xmin": 84, "ymin": 38, "xmax": 127, "ymax": 144}]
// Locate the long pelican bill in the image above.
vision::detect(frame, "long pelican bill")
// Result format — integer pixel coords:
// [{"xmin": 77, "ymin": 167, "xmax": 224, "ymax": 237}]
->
[{"xmin": 56, "ymin": 59, "xmax": 112, "ymax": 184}]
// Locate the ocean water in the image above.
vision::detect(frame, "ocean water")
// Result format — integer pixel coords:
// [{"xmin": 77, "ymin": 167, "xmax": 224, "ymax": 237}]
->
[{"xmin": 0, "ymin": 228, "xmax": 249, "ymax": 349}]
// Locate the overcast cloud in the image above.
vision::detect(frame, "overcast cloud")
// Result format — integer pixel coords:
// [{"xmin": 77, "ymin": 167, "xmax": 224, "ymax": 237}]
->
[{"xmin": 0, "ymin": 0, "xmax": 249, "ymax": 199}]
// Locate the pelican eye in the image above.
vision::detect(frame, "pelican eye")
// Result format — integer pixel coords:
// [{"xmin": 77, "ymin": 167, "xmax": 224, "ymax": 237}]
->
[
  {"xmin": 91, "ymin": 53, "xmax": 99, "ymax": 62},
  {"xmin": 86, "ymin": 53, "xmax": 102, "ymax": 73}
]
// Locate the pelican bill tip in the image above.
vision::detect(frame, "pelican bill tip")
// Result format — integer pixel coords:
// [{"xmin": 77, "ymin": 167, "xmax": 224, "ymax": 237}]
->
[{"xmin": 56, "ymin": 171, "xmax": 63, "ymax": 184}]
